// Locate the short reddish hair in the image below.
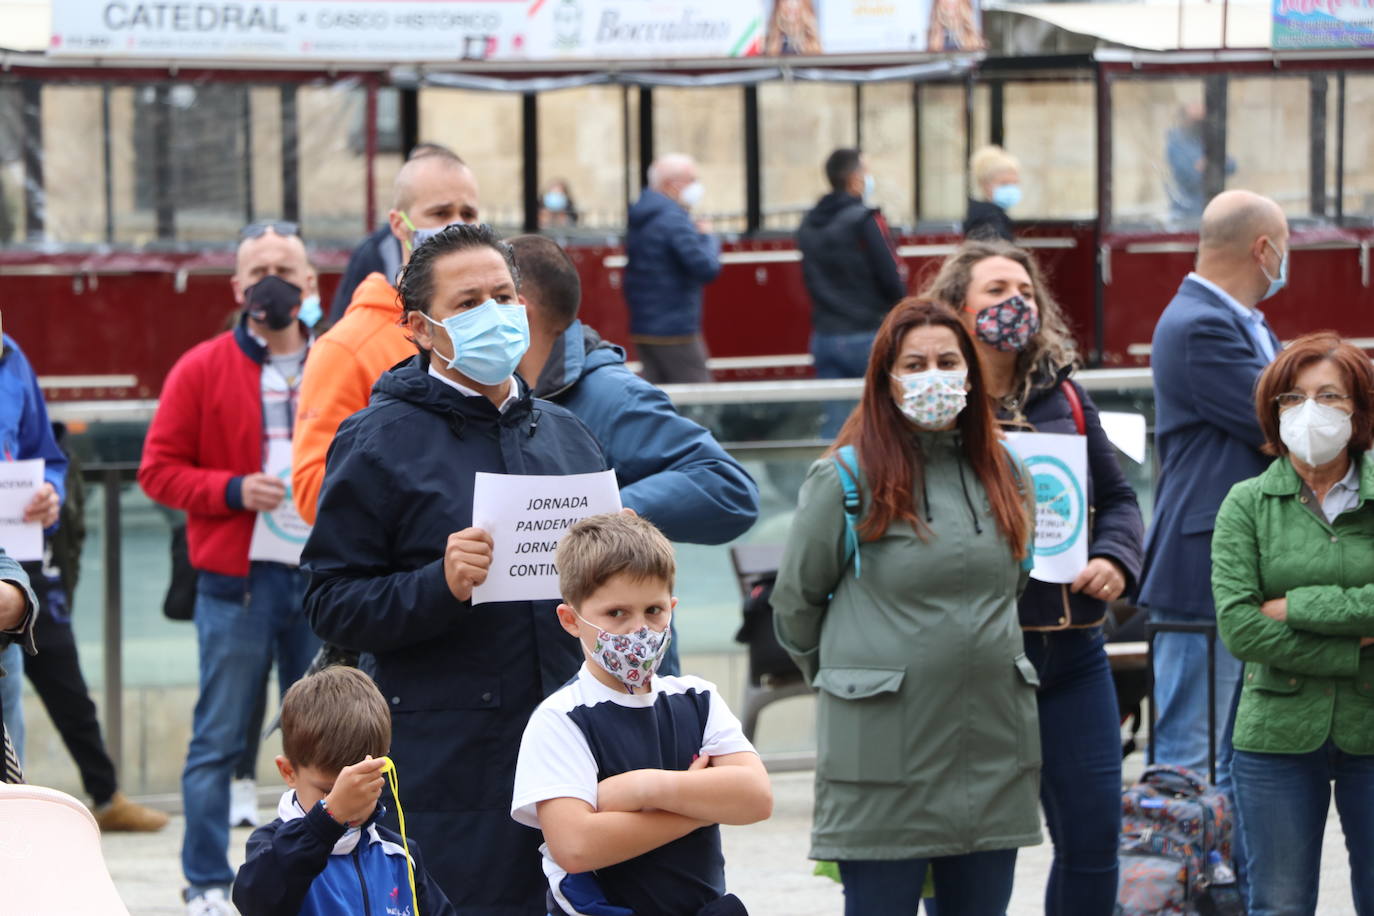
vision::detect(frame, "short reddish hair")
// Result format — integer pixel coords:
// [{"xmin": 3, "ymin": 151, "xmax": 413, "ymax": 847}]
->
[{"xmin": 1254, "ymin": 332, "xmax": 1374, "ymax": 457}]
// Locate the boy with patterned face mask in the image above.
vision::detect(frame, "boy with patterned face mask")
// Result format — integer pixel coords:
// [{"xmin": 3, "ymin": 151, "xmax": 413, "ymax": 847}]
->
[{"xmin": 511, "ymin": 513, "xmax": 773, "ymax": 916}]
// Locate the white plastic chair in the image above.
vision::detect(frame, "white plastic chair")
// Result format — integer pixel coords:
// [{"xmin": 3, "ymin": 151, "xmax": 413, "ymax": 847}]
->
[{"xmin": 0, "ymin": 782, "xmax": 132, "ymax": 915}]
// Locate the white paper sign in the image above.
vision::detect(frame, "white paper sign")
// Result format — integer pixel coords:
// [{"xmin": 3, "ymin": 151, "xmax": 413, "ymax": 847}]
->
[
  {"xmin": 471, "ymin": 469, "xmax": 622, "ymax": 606},
  {"xmin": 1004, "ymin": 432, "xmax": 1089, "ymax": 585},
  {"xmin": 0, "ymin": 460, "xmax": 44, "ymax": 562},
  {"xmin": 1099, "ymin": 411, "xmax": 1148, "ymax": 465},
  {"xmin": 248, "ymin": 439, "xmax": 311, "ymax": 566}
]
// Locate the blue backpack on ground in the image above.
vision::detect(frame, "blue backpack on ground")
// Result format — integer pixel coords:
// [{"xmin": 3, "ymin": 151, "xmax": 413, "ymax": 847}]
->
[{"xmin": 1116, "ymin": 764, "xmax": 1243, "ymax": 916}]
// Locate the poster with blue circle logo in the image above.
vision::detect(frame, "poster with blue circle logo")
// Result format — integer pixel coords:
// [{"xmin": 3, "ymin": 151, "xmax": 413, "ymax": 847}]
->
[{"xmin": 1004, "ymin": 432, "xmax": 1088, "ymax": 584}]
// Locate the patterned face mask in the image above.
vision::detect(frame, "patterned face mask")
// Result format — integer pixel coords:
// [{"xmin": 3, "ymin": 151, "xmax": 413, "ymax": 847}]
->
[
  {"xmin": 577, "ymin": 615, "xmax": 673, "ymax": 692},
  {"xmin": 892, "ymin": 369, "xmax": 968, "ymax": 429},
  {"xmin": 973, "ymin": 295, "xmax": 1040, "ymax": 352}
]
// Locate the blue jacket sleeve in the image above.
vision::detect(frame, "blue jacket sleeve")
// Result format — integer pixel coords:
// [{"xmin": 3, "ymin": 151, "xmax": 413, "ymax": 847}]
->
[
  {"xmin": 858, "ymin": 213, "xmax": 906, "ymax": 306},
  {"xmin": 1077, "ymin": 383, "xmax": 1145, "ymax": 590},
  {"xmin": 232, "ymin": 807, "xmax": 347, "ymax": 916},
  {"xmin": 303, "ymin": 432, "xmax": 468, "ymax": 653},
  {"xmin": 6, "ymin": 342, "xmax": 68, "ymax": 508},
  {"xmin": 569, "ymin": 371, "xmax": 758, "ymax": 544},
  {"xmin": 666, "ymin": 212, "xmax": 722, "ymax": 285}
]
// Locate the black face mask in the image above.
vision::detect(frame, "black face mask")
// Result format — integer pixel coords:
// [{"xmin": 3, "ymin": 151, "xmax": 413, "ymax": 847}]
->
[{"xmin": 244, "ymin": 275, "xmax": 302, "ymax": 331}]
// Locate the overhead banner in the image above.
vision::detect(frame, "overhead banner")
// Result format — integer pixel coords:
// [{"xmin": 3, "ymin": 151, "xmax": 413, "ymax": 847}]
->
[
  {"xmin": 49, "ymin": 0, "xmax": 981, "ymax": 61},
  {"xmin": 1273, "ymin": 0, "xmax": 1374, "ymax": 48}
]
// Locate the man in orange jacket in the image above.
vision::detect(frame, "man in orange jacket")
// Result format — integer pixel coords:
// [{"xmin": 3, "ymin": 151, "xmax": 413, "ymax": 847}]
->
[{"xmin": 292, "ymin": 149, "xmax": 480, "ymax": 523}]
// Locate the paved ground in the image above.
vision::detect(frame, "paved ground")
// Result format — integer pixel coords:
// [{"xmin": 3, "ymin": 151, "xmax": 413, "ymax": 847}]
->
[{"xmin": 103, "ymin": 767, "xmax": 1358, "ymax": 915}]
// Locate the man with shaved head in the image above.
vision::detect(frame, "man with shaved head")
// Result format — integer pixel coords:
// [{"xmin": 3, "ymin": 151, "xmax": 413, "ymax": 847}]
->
[
  {"xmin": 140, "ymin": 224, "xmax": 323, "ymax": 916},
  {"xmin": 624, "ymin": 152, "xmax": 721, "ymax": 383},
  {"xmin": 1137, "ymin": 189, "xmax": 1287, "ymax": 811},
  {"xmin": 291, "ymin": 147, "xmax": 479, "ymax": 523}
]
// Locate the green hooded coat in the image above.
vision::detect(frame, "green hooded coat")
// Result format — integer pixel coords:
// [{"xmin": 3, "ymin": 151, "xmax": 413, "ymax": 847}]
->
[{"xmin": 772, "ymin": 429, "xmax": 1043, "ymax": 861}]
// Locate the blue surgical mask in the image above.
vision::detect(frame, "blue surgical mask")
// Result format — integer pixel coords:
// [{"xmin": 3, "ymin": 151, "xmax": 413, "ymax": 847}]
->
[
  {"xmin": 1261, "ymin": 239, "xmax": 1288, "ymax": 301},
  {"xmin": 862, "ymin": 174, "xmax": 876, "ymax": 202},
  {"xmin": 298, "ymin": 294, "xmax": 322, "ymax": 328},
  {"xmin": 991, "ymin": 183, "xmax": 1022, "ymax": 211},
  {"xmin": 421, "ymin": 299, "xmax": 529, "ymax": 386},
  {"xmin": 543, "ymin": 189, "xmax": 568, "ymax": 212}
]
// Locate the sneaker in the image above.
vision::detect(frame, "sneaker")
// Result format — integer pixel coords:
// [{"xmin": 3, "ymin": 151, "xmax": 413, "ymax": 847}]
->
[
  {"xmin": 186, "ymin": 887, "xmax": 233, "ymax": 916},
  {"xmin": 229, "ymin": 778, "xmax": 260, "ymax": 828},
  {"xmin": 92, "ymin": 791, "xmax": 170, "ymax": 832}
]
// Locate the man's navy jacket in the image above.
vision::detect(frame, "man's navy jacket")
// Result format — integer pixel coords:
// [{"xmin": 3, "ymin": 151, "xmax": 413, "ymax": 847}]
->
[
  {"xmin": 623, "ymin": 189, "xmax": 721, "ymax": 338},
  {"xmin": 1136, "ymin": 275, "xmax": 1280, "ymax": 618},
  {"xmin": 302, "ymin": 356, "xmax": 607, "ymax": 914}
]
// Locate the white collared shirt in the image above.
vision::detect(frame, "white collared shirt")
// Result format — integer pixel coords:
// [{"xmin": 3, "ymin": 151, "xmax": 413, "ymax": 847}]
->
[
  {"xmin": 1317, "ymin": 459, "xmax": 1362, "ymax": 523},
  {"xmin": 1186, "ymin": 272, "xmax": 1276, "ymax": 361},
  {"xmin": 428, "ymin": 362, "xmax": 519, "ymax": 413}
]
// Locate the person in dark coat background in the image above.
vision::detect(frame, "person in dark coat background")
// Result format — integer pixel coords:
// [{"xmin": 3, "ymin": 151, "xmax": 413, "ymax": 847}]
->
[
  {"xmin": 623, "ymin": 153, "xmax": 722, "ymax": 385},
  {"xmin": 797, "ymin": 147, "xmax": 907, "ymax": 437},
  {"xmin": 302, "ymin": 223, "xmax": 607, "ymax": 914},
  {"xmin": 964, "ymin": 145, "xmax": 1021, "ymax": 242},
  {"xmin": 927, "ymin": 238, "xmax": 1144, "ymax": 916}
]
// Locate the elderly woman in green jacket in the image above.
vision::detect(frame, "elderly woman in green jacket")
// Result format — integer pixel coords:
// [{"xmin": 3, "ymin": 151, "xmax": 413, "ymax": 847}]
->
[
  {"xmin": 772, "ymin": 299, "xmax": 1040, "ymax": 916},
  {"xmin": 1212, "ymin": 332, "xmax": 1374, "ymax": 916}
]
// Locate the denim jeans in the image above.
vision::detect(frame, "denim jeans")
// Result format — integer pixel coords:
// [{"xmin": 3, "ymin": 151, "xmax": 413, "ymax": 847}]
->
[
  {"xmin": 1147, "ymin": 609, "xmax": 1244, "ymax": 781},
  {"xmin": 0, "ymin": 642, "xmax": 23, "ymax": 762},
  {"xmin": 182, "ymin": 562, "xmax": 318, "ymax": 894},
  {"xmin": 811, "ymin": 330, "xmax": 875, "ymax": 439},
  {"xmin": 838, "ymin": 849, "xmax": 1017, "ymax": 916},
  {"xmin": 1024, "ymin": 628, "xmax": 1122, "ymax": 916},
  {"xmin": 1232, "ymin": 740, "xmax": 1374, "ymax": 916}
]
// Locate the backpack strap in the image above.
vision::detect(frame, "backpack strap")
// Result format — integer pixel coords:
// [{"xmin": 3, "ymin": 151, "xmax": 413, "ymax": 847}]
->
[
  {"xmin": 1060, "ymin": 380, "xmax": 1086, "ymax": 435},
  {"xmin": 831, "ymin": 444, "xmax": 863, "ymax": 579}
]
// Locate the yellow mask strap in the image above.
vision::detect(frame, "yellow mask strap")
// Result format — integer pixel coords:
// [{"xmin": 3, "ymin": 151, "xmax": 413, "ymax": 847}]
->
[{"xmin": 379, "ymin": 757, "xmax": 419, "ymax": 916}]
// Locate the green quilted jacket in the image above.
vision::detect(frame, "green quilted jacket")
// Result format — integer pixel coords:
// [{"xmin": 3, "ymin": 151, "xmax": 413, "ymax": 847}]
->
[{"xmin": 1212, "ymin": 451, "xmax": 1374, "ymax": 755}]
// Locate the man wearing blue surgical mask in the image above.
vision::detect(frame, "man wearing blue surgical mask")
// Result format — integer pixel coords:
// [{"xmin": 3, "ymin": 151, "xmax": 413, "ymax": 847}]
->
[
  {"xmin": 293, "ymin": 148, "xmax": 480, "ymax": 525},
  {"xmin": 1138, "ymin": 189, "xmax": 1288, "ymax": 897}
]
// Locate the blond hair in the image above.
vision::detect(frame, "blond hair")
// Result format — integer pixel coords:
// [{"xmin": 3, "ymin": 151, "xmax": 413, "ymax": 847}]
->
[
  {"xmin": 970, "ymin": 145, "xmax": 1020, "ymax": 199},
  {"xmin": 280, "ymin": 666, "xmax": 391, "ymax": 773},
  {"xmin": 555, "ymin": 513, "xmax": 676, "ymax": 607}
]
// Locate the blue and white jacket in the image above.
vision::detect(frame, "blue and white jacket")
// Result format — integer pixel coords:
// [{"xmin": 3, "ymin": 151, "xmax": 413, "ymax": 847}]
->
[
  {"xmin": 233, "ymin": 791, "xmax": 457, "ymax": 916},
  {"xmin": 0, "ymin": 335, "xmax": 67, "ymax": 510}
]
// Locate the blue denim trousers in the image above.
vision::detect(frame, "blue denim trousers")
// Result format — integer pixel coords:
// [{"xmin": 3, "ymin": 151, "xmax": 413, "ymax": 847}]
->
[
  {"xmin": 1232, "ymin": 740, "xmax": 1374, "ymax": 916},
  {"xmin": 839, "ymin": 850, "xmax": 1017, "ymax": 916},
  {"xmin": 811, "ymin": 330, "xmax": 875, "ymax": 439},
  {"xmin": 182, "ymin": 562, "xmax": 318, "ymax": 894},
  {"xmin": 1024, "ymin": 628, "xmax": 1122, "ymax": 916},
  {"xmin": 0, "ymin": 641, "xmax": 23, "ymax": 761},
  {"xmin": 1147, "ymin": 609, "xmax": 1244, "ymax": 781}
]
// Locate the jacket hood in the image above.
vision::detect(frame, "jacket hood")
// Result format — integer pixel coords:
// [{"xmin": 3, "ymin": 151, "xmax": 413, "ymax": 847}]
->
[
  {"xmin": 629, "ymin": 189, "xmax": 680, "ymax": 229},
  {"xmin": 532, "ymin": 321, "xmax": 625, "ymax": 400},
  {"xmin": 802, "ymin": 191, "xmax": 867, "ymax": 229},
  {"xmin": 343, "ymin": 273, "xmax": 404, "ymax": 318},
  {"xmin": 372, "ymin": 355, "xmax": 535, "ymax": 438}
]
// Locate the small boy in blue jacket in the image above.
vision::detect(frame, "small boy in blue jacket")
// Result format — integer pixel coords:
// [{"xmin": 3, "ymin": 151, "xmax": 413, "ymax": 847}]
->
[{"xmin": 233, "ymin": 666, "xmax": 455, "ymax": 916}]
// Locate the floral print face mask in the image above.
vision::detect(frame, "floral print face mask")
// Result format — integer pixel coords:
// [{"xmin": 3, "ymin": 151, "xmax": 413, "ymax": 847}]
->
[
  {"xmin": 577, "ymin": 615, "xmax": 673, "ymax": 692},
  {"xmin": 891, "ymin": 369, "xmax": 968, "ymax": 429},
  {"xmin": 973, "ymin": 295, "xmax": 1040, "ymax": 352}
]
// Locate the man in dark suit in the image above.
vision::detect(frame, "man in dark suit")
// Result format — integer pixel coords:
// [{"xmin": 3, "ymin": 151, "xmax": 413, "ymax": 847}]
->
[{"xmin": 1138, "ymin": 190, "xmax": 1288, "ymax": 783}]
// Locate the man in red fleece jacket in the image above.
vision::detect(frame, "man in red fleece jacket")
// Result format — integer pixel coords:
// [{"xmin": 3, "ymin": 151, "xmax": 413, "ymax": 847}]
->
[{"xmin": 139, "ymin": 224, "xmax": 322, "ymax": 916}]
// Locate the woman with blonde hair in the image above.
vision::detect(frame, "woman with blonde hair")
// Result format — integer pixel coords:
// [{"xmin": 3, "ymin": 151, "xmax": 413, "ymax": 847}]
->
[
  {"xmin": 965, "ymin": 146, "xmax": 1021, "ymax": 241},
  {"xmin": 773, "ymin": 298, "xmax": 1041, "ymax": 914},
  {"xmin": 764, "ymin": 0, "xmax": 822, "ymax": 55},
  {"xmin": 925, "ymin": 238, "xmax": 1145, "ymax": 916}
]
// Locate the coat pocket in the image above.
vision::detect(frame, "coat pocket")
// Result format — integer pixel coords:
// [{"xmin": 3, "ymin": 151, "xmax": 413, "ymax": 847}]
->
[
  {"xmin": 1013, "ymin": 654, "xmax": 1043, "ymax": 771},
  {"xmin": 1244, "ymin": 664, "xmax": 1302, "ymax": 695},
  {"xmin": 813, "ymin": 666, "xmax": 906, "ymax": 784}
]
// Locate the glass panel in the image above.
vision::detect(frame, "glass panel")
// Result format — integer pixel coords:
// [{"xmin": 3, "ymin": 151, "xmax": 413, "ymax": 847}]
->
[
  {"xmin": 758, "ymin": 82, "xmax": 855, "ymax": 231},
  {"xmin": 918, "ymin": 83, "xmax": 967, "ymax": 223},
  {"xmin": 1109, "ymin": 77, "xmax": 1205, "ymax": 231},
  {"xmin": 41, "ymin": 85, "xmax": 108, "ymax": 244},
  {"xmin": 1343, "ymin": 75, "xmax": 1374, "ymax": 222},
  {"xmin": 1226, "ymin": 77, "xmax": 1310, "ymax": 219},
  {"xmin": 654, "ymin": 86, "xmax": 746, "ymax": 233},
  {"xmin": 1002, "ymin": 81, "xmax": 1095, "ymax": 219},
  {"xmin": 860, "ymin": 82, "xmax": 915, "ymax": 229},
  {"xmin": 537, "ymin": 85, "xmax": 627, "ymax": 232},
  {"xmin": 298, "ymin": 82, "xmax": 370, "ymax": 245},
  {"xmin": 0, "ymin": 83, "xmax": 24, "ymax": 244},
  {"xmin": 418, "ymin": 88, "xmax": 524, "ymax": 231}
]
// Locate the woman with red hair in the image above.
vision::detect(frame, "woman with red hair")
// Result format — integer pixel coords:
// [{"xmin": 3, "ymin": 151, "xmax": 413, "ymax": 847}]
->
[
  {"xmin": 1213, "ymin": 331, "xmax": 1374, "ymax": 915},
  {"xmin": 772, "ymin": 299, "xmax": 1040, "ymax": 915}
]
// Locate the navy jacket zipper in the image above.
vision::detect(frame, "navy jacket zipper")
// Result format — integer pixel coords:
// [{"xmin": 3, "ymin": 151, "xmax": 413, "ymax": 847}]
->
[{"xmin": 352, "ymin": 848, "xmax": 372, "ymax": 916}]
